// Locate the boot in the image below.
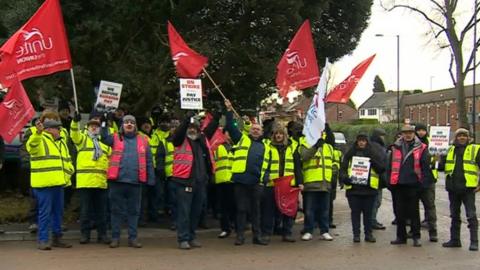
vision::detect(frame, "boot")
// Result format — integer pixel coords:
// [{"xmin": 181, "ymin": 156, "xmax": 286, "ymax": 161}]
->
[
  {"xmin": 429, "ymin": 230, "xmax": 438, "ymax": 242},
  {"xmin": 253, "ymin": 236, "xmax": 268, "ymax": 245},
  {"xmin": 470, "ymin": 241, "xmax": 479, "ymax": 251},
  {"xmin": 37, "ymin": 242, "xmax": 51, "ymax": 251},
  {"xmin": 365, "ymin": 234, "xmax": 376, "ymax": 243},
  {"xmin": 282, "ymin": 235, "xmax": 296, "ymax": 243},
  {"xmin": 97, "ymin": 235, "xmax": 111, "ymax": 245},
  {"xmin": 109, "ymin": 239, "xmax": 120, "ymax": 248},
  {"xmin": 468, "ymin": 221, "xmax": 478, "ymax": 251},
  {"xmin": 442, "ymin": 239, "xmax": 461, "ymax": 248},
  {"xmin": 234, "ymin": 236, "xmax": 245, "ymax": 246},
  {"xmin": 52, "ymin": 235, "xmax": 72, "ymax": 248},
  {"xmin": 413, "ymin": 238, "xmax": 422, "ymax": 247}
]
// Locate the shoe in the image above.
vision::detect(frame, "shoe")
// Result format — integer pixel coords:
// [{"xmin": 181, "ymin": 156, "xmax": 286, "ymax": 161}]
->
[
  {"xmin": 406, "ymin": 231, "xmax": 413, "ymax": 239},
  {"xmin": 179, "ymin": 241, "xmax": 191, "ymax": 250},
  {"xmin": 28, "ymin": 223, "xmax": 38, "ymax": 234},
  {"xmin": 273, "ymin": 228, "xmax": 283, "ymax": 235},
  {"xmin": 413, "ymin": 238, "xmax": 422, "ymax": 247},
  {"xmin": 372, "ymin": 222, "xmax": 386, "ymax": 230},
  {"xmin": 421, "ymin": 220, "xmax": 429, "ymax": 229},
  {"xmin": 218, "ymin": 231, "xmax": 230, "ymax": 239},
  {"xmin": 442, "ymin": 240, "xmax": 462, "ymax": 248},
  {"xmin": 128, "ymin": 239, "xmax": 142, "ymax": 248},
  {"xmin": 282, "ymin": 235, "xmax": 296, "ymax": 242},
  {"xmin": 97, "ymin": 236, "xmax": 111, "ymax": 245},
  {"xmin": 329, "ymin": 224, "xmax": 337, "ymax": 229},
  {"xmin": 263, "ymin": 235, "xmax": 271, "ymax": 244},
  {"xmin": 37, "ymin": 242, "xmax": 51, "ymax": 251},
  {"xmin": 189, "ymin": 240, "xmax": 202, "ymax": 248},
  {"xmin": 320, "ymin": 232, "xmax": 333, "ymax": 241},
  {"xmin": 301, "ymin": 233, "xmax": 313, "ymax": 241},
  {"xmin": 469, "ymin": 242, "xmax": 478, "ymax": 251},
  {"xmin": 170, "ymin": 224, "xmax": 177, "ymax": 231},
  {"xmin": 109, "ymin": 239, "xmax": 120, "ymax": 248},
  {"xmin": 253, "ymin": 237, "xmax": 268, "ymax": 245},
  {"xmin": 353, "ymin": 236, "xmax": 360, "ymax": 243},
  {"xmin": 429, "ymin": 231, "xmax": 438, "ymax": 242},
  {"xmin": 52, "ymin": 236, "xmax": 72, "ymax": 248},
  {"xmin": 390, "ymin": 239, "xmax": 407, "ymax": 245},
  {"xmin": 365, "ymin": 235, "xmax": 376, "ymax": 243},
  {"xmin": 79, "ymin": 235, "xmax": 90, "ymax": 244},
  {"xmin": 391, "ymin": 219, "xmax": 397, "ymax": 225},
  {"xmin": 234, "ymin": 236, "xmax": 245, "ymax": 246}
]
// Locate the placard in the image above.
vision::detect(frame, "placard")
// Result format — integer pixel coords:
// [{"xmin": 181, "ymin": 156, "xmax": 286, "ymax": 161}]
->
[
  {"xmin": 429, "ymin": 126, "xmax": 450, "ymax": 155},
  {"xmin": 179, "ymin": 79, "xmax": 203, "ymax": 110},
  {"xmin": 350, "ymin": 156, "xmax": 371, "ymax": 186},
  {"xmin": 94, "ymin": 80, "xmax": 123, "ymax": 112}
]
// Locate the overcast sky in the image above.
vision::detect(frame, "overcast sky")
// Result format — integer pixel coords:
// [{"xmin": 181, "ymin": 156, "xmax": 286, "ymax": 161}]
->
[{"xmin": 331, "ymin": 0, "xmax": 476, "ymax": 107}]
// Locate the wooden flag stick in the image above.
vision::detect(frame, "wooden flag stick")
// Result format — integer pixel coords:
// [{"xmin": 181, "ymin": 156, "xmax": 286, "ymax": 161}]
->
[
  {"xmin": 202, "ymin": 67, "xmax": 241, "ymax": 119},
  {"xmin": 69, "ymin": 68, "xmax": 79, "ymax": 112}
]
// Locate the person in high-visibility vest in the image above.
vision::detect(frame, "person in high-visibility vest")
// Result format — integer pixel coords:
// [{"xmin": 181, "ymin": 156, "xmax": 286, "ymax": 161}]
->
[
  {"xmin": 71, "ymin": 113, "xmax": 112, "ymax": 245},
  {"xmin": 388, "ymin": 125, "xmax": 433, "ymax": 247},
  {"xmin": 298, "ymin": 125, "xmax": 335, "ymax": 242},
  {"xmin": 340, "ymin": 133, "xmax": 385, "ymax": 243},
  {"xmin": 413, "ymin": 123, "xmax": 438, "ymax": 242},
  {"xmin": 224, "ymin": 99, "xmax": 270, "ymax": 246},
  {"xmin": 27, "ymin": 117, "xmax": 75, "ymax": 250},
  {"xmin": 441, "ymin": 128, "xmax": 479, "ymax": 251}
]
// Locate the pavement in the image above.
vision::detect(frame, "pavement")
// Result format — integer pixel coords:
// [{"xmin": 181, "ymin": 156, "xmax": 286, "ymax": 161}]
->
[{"xmin": 0, "ymin": 173, "xmax": 479, "ymax": 270}]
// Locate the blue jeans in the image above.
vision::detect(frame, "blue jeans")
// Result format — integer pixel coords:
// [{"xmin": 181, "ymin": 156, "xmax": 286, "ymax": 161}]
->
[
  {"xmin": 174, "ymin": 181, "xmax": 206, "ymax": 243},
  {"xmin": 109, "ymin": 182, "xmax": 142, "ymax": 240},
  {"xmin": 303, "ymin": 191, "xmax": 330, "ymax": 234},
  {"xmin": 34, "ymin": 186, "xmax": 64, "ymax": 243}
]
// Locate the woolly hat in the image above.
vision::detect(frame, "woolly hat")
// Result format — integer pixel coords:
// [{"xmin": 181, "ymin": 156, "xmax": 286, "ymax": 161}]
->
[
  {"xmin": 123, "ymin": 115, "xmax": 136, "ymax": 124},
  {"xmin": 455, "ymin": 128, "xmax": 469, "ymax": 137}
]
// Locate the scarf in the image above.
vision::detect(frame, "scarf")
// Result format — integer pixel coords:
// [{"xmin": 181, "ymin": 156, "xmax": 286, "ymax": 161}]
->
[{"xmin": 88, "ymin": 131, "xmax": 103, "ymax": 161}]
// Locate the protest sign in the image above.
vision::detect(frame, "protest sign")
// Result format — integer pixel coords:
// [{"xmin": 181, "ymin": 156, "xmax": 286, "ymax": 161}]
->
[
  {"xmin": 350, "ymin": 156, "xmax": 371, "ymax": 186},
  {"xmin": 180, "ymin": 78, "xmax": 203, "ymax": 110},
  {"xmin": 94, "ymin": 80, "xmax": 123, "ymax": 112},
  {"xmin": 429, "ymin": 126, "xmax": 450, "ymax": 155}
]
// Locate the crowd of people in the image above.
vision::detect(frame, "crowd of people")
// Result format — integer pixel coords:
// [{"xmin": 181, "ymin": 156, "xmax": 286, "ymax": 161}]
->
[{"xmin": 7, "ymin": 99, "xmax": 480, "ymax": 252}]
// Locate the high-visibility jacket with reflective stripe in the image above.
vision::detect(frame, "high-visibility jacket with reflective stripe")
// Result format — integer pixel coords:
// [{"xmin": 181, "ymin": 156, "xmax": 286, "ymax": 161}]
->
[
  {"xmin": 71, "ymin": 121, "xmax": 111, "ymax": 189},
  {"xmin": 149, "ymin": 129, "xmax": 169, "ymax": 168},
  {"xmin": 214, "ymin": 144, "xmax": 233, "ymax": 184},
  {"xmin": 164, "ymin": 139, "xmax": 174, "ymax": 177},
  {"xmin": 231, "ymin": 134, "xmax": 269, "ymax": 181},
  {"xmin": 333, "ymin": 149, "xmax": 342, "ymax": 169},
  {"xmin": 445, "ymin": 144, "xmax": 480, "ymax": 188},
  {"xmin": 345, "ymin": 158, "xmax": 379, "ymax": 190},
  {"xmin": 27, "ymin": 132, "xmax": 74, "ymax": 188},
  {"xmin": 173, "ymin": 138, "xmax": 216, "ymax": 179},
  {"xmin": 267, "ymin": 143, "xmax": 296, "ymax": 186},
  {"xmin": 300, "ymin": 137, "xmax": 334, "ymax": 183}
]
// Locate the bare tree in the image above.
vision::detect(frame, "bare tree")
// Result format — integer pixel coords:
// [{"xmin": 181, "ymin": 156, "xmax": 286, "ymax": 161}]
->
[{"xmin": 381, "ymin": 0, "xmax": 480, "ymax": 127}]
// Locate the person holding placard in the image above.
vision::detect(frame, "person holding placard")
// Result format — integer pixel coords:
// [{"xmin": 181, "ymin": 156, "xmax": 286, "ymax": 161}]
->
[
  {"xmin": 340, "ymin": 133, "xmax": 385, "ymax": 243},
  {"xmin": 387, "ymin": 125, "xmax": 433, "ymax": 247}
]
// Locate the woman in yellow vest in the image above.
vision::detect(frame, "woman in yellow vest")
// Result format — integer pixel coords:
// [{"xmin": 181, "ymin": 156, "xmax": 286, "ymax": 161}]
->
[
  {"xmin": 27, "ymin": 117, "xmax": 74, "ymax": 250},
  {"xmin": 340, "ymin": 133, "xmax": 385, "ymax": 243},
  {"xmin": 71, "ymin": 113, "xmax": 112, "ymax": 245}
]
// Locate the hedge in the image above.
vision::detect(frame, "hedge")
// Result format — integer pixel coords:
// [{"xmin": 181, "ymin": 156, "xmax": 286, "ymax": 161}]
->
[{"xmin": 330, "ymin": 123, "xmax": 399, "ymax": 146}]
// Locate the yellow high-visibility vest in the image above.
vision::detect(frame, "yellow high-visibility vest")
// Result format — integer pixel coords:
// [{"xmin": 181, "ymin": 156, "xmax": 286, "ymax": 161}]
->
[
  {"xmin": 214, "ymin": 144, "xmax": 233, "ymax": 184},
  {"xmin": 445, "ymin": 144, "xmax": 480, "ymax": 188},
  {"xmin": 300, "ymin": 137, "xmax": 334, "ymax": 184}
]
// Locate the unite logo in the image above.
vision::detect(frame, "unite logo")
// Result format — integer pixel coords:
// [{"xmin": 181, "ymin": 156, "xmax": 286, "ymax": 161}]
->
[
  {"xmin": 3, "ymin": 98, "xmax": 24, "ymax": 120},
  {"xmin": 172, "ymin": 52, "xmax": 189, "ymax": 66},
  {"xmin": 285, "ymin": 49, "xmax": 307, "ymax": 76},
  {"xmin": 15, "ymin": 27, "xmax": 53, "ymax": 64}
]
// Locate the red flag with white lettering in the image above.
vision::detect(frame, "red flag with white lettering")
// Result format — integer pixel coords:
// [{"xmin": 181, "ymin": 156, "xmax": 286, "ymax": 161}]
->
[
  {"xmin": 167, "ymin": 21, "xmax": 208, "ymax": 78},
  {"xmin": 0, "ymin": 80, "xmax": 35, "ymax": 143},
  {"xmin": 0, "ymin": 0, "xmax": 72, "ymax": 87},
  {"xmin": 274, "ymin": 175, "xmax": 300, "ymax": 217},
  {"xmin": 276, "ymin": 20, "xmax": 319, "ymax": 98},
  {"xmin": 325, "ymin": 54, "xmax": 376, "ymax": 104}
]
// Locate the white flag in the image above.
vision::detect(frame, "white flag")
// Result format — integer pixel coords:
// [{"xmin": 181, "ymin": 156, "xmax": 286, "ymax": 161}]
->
[{"xmin": 303, "ymin": 58, "xmax": 330, "ymax": 147}]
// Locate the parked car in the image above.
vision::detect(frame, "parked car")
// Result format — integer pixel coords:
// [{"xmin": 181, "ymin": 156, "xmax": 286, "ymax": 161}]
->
[{"xmin": 333, "ymin": 132, "xmax": 348, "ymax": 154}]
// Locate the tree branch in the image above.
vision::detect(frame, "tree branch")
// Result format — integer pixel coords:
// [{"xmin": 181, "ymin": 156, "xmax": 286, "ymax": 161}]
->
[
  {"xmin": 429, "ymin": 0, "xmax": 445, "ymax": 14},
  {"xmin": 449, "ymin": 53, "xmax": 457, "ymax": 85},
  {"xmin": 386, "ymin": 4, "xmax": 446, "ymax": 31},
  {"xmin": 465, "ymin": 38, "xmax": 480, "ymax": 73},
  {"xmin": 460, "ymin": 6, "xmax": 480, "ymax": 42}
]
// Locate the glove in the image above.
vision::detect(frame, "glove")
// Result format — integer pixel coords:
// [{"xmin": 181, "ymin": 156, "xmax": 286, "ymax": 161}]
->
[
  {"xmin": 73, "ymin": 111, "xmax": 82, "ymax": 122},
  {"xmin": 185, "ymin": 110, "xmax": 195, "ymax": 119},
  {"xmin": 314, "ymin": 138, "xmax": 325, "ymax": 148}
]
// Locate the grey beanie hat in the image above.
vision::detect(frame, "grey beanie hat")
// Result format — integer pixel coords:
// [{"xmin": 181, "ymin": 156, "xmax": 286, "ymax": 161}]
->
[
  {"xmin": 123, "ymin": 115, "xmax": 136, "ymax": 124},
  {"xmin": 455, "ymin": 128, "xmax": 469, "ymax": 137},
  {"xmin": 43, "ymin": 118, "xmax": 62, "ymax": 129}
]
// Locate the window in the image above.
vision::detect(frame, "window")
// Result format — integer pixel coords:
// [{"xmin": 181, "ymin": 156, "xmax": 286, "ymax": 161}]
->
[
  {"xmin": 360, "ymin": 109, "xmax": 365, "ymax": 116},
  {"xmin": 367, "ymin": 109, "xmax": 377, "ymax": 116}
]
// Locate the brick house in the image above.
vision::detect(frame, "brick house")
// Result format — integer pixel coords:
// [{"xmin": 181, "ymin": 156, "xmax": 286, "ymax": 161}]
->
[{"xmin": 358, "ymin": 92, "xmax": 405, "ymax": 123}]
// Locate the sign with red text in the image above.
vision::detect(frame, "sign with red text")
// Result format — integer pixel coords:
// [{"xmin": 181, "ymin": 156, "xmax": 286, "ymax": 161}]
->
[
  {"xmin": 429, "ymin": 126, "xmax": 450, "ymax": 155},
  {"xmin": 350, "ymin": 156, "xmax": 371, "ymax": 186},
  {"xmin": 94, "ymin": 80, "xmax": 123, "ymax": 112},
  {"xmin": 179, "ymin": 78, "xmax": 203, "ymax": 110}
]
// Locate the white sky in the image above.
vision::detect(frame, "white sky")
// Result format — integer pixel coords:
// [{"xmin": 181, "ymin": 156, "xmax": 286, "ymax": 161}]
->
[{"xmin": 331, "ymin": 0, "xmax": 477, "ymax": 107}]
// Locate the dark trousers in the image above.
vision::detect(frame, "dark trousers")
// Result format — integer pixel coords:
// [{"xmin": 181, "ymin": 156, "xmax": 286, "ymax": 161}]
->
[
  {"xmin": 217, "ymin": 183, "xmax": 236, "ymax": 233},
  {"xmin": 28, "ymin": 188, "xmax": 38, "ymax": 225},
  {"xmin": 167, "ymin": 180, "xmax": 178, "ymax": 226},
  {"xmin": 394, "ymin": 186, "xmax": 421, "ymax": 240},
  {"xmin": 448, "ymin": 190, "xmax": 478, "ymax": 243},
  {"xmin": 261, "ymin": 186, "xmax": 276, "ymax": 236},
  {"xmin": 282, "ymin": 215, "xmax": 295, "ymax": 237},
  {"xmin": 174, "ymin": 181, "xmax": 206, "ymax": 243},
  {"xmin": 79, "ymin": 188, "xmax": 107, "ymax": 238},
  {"xmin": 329, "ymin": 175, "xmax": 338, "ymax": 225},
  {"xmin": 347, "ymin": 195, "xmax": 375, "ymax": 237},
  {"xmin": 109, "ymin": 182, "xmax": 142, "ymax": 241},
  {"xmin": 140, "ymin": 176, "xmax": 163, "ymax": 222},
  {"xmin": 419, "ymin": 185, "xmax": 437, "ymax": 234},
  {"xmin": 234, "ymin": 183, "xmax": 263, "ymax": 239},
  {"xmin": 303, "ymin": 191, "xmax": 330, "ymax": 234},
  {"xmin": 390, "ymin": 188, "xmax": 398, "ymax": 221},
  {"xmin": 34, "ymin": 186, "xmax": 64, "ymax": 243}
]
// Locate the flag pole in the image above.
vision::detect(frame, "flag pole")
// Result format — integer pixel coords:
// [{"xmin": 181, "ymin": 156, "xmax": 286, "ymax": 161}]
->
[
  {"xmin": 202, "ymin": 67, "xmax": 241, "ymax": 119},
  {"xmin": 69, "ymin": 68, "xmax": 79, "ymax": 112}
]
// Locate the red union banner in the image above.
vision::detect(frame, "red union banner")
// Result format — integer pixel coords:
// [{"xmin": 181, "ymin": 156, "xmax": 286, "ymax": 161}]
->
[
  {"xmin": 274, "ymin": 175, "xmax": 300, "ymax": 217},
  {"xmin": 325, "ymin": 54, "xmax": 376, "ymax": 104},
  {"xmin": 276, "ymin": 20, "xmax": 319, "ymax": 98},
  {"xmin": 0, "ymin": 0, "xmax": 72, "ymax": 87},
  {"xmin": 0, "ymin": 80, "xmax": 35, "ymax": 143}
]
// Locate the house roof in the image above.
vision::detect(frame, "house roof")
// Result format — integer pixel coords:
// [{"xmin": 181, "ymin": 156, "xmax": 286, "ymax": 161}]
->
[
  {"xmin": 403, "ymin": 84, "xmax": 480, "ymax": 106},
  {"xmin": 358, "ymin": 92, "xmax": 403, "ymax": 109}
]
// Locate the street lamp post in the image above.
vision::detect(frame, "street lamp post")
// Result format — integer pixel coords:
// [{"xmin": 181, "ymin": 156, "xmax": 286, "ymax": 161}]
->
[
  {"xmin": 376, "ymin": 34, "xmax": 401, "ymax": 130},
  {"xmin": 473, "ymin": 0, "xmax": 477, "ymax": 141}
]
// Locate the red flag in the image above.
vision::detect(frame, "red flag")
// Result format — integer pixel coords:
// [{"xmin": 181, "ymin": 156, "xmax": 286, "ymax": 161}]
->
[
  {"xmin": 274, "ymin": 175, "xmax": 300, "ymax": 217},
  {"xmin": 167, "ymin": 21, "xmax": 208, "ymax": 78},
  {"xmin": 325, "ymin": 54, "xmax": 376, "ymax": 104},
  {"xmin": 0, "ymin": 0, "xmax": 72, "ymax": 87},
  {"xmin": 0, "ymin": 80, "xmax": 35, "ymax": 143},
  {"xmin": 200, "ymin": 112, "xmax": 213, "ymax": 131},
  {"xmin": 208, "ymin": 128, "xmax": 227, "ymax": 153},
  {"xmin": 276, "ymin": 20, "xmax": 319, "ymax": 98}
]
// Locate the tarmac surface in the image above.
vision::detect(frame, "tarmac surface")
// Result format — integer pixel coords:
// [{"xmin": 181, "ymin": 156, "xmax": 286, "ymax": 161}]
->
[{"xmin": 0, "ymin": 173, "xmax": 479, "ymax": 270}]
